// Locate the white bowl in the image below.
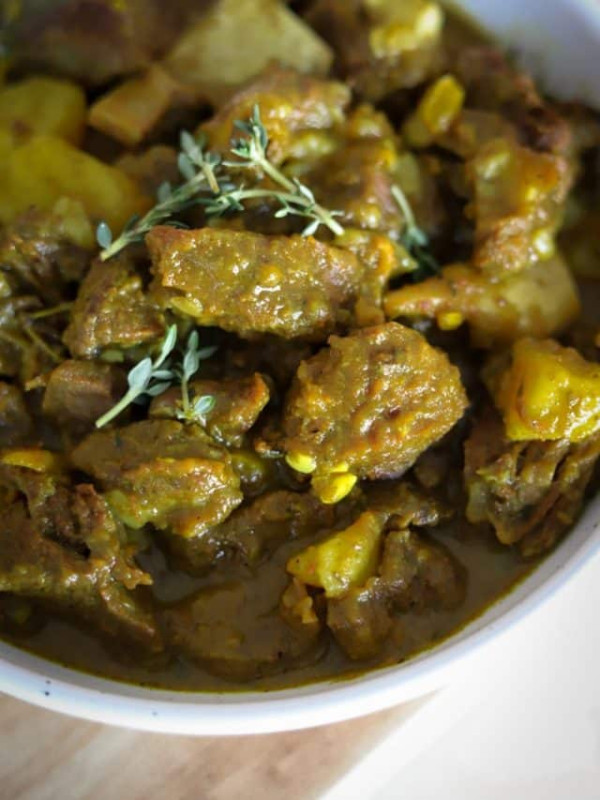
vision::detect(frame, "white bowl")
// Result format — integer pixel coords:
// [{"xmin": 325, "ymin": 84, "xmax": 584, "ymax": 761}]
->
[{"xmin": 1, "ymin": 0, "xmax": 599, "ymax": 735}]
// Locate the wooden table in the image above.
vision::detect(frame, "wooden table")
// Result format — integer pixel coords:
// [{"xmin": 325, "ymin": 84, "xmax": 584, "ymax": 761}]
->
[{"xmin": 0, "ymin": 693, "xmax": 430, "ymax": 800}]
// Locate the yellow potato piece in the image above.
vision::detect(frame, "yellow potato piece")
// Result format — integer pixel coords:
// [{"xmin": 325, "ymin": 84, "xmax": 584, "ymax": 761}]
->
[
  {"xmin": 89, "ymin": 65, "xmax": 190, "ymax": 147},
  {"xmin": 164, "ymin": 0, "xmax": 333, "ymax": 105},
  {"xmin": 385, "ymin": 255, "xmax": 580, "ymax": 349},
  {"xmin": 1, "ymin": 449, "xmax": 62, "ymax": 473},
  {"xmin": 0, "ymin": 76, "xmax": 86, "ymax": 145},
  {"xmin": 0, "ymin": 135, "xmax": 150, "ymax": 230},
  {"xmin": 492, "ymin": 338, "xmax": 600, "ymax": 442},
  {"xmin": 403, "ymin": 74, "xmax": 465, "ymax": 148},
  {"xmin": 287, "ymin": 511, "xmax": 384, "ymax": 598}
]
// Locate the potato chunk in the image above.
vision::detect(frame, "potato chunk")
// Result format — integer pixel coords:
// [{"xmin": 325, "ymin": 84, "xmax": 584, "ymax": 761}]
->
[
  {"xmin": 384, "ymin": 255, "xmax": 580, "ymax": 349},
  {"xmin": 403, "ymin": 74, "xmax": 465, "ymax": 148},
  {"xmin": 287, "ymin": 511, "xmax": 385, "ymax": 598},
  {"xmin": 0, "ymin": 135, "xmax": 150, "ymax": 229},
  {"xmin": 467, "ymin": 138, "xmax": 571, "ymax": 275},
  {"xmin": 147, "ymin": 227, "xmax": 363, "ymax": 340},
  {"xmin": 88, "ymin": 66, "xmax": 189, "ymax": 147},
  {"xmin": 490, "ymin": 339, "xmax": 600, "ymax": 442},
  {"xmin": 164, "ymin": 0, "xmax": 333, "ymax": 106},
  {"xmin": 0, "ymin": 76, "xmax": 86, "ymax": 145},
  {"xmin": 283, "ymin": 322, "xmax": 468, "ymax": 499}
]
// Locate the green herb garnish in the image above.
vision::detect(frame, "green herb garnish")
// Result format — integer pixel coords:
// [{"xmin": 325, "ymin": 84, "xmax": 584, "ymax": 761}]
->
[
  {"xmin": 95, "ymin": 325, "xmax": 178, "ymax": 428},
  {"xmin": 209, "ymin": 105, "xmax": 345, "ymax": 237},
  {"xmin": 95, "ymin": 325, "xmax": 218, "ymax": 429},
  {"xmin": 96, "ymin": 106, "xmax": 344, "ymax": 260},
  {"xmin": 392, "ymin": 184, "xmax": 440, "ymax": 281},
  {"xmin": 175, "ymin": 330, "xmax": 217, "ymax": 424},
  {"xmin": 96, "ymin": 135, "xmax": 221, "ymax": 262}
]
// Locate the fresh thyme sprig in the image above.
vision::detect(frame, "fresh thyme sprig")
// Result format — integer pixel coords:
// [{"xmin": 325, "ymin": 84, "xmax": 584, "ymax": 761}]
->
[
  {"xmin": 96, "ymin": 133, "xmax": 222, "ymax": 262},
  {"xmin": 220, "ymin": 106, "xmax": 345, "ymax": 237},
  {"xmin": 96, "ymin": 106, "xmax": 344, "ymax": 260},
  {"xmin": 95, "ymin": 324, "xmax": 178, "ymax": 428},
  {"xmin": 175, "ymin": 330, "xmax": 217, "ymax": 424},
  {"xmin": 392, "ymin": 185, "xmax": 440, "ymax": 281},
  {"xmin": 95, "ymin": 326, "xmax": 218, "ymax": 429}
]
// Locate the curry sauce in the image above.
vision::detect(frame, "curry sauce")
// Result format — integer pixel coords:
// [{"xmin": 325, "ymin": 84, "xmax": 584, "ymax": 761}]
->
[{"xmin": 0, "ymin": 0, "xmax": 598, "ymax": 691}]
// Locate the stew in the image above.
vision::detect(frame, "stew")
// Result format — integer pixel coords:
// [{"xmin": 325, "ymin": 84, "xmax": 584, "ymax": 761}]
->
[{"xmin": 0, "ymin": 0, "xmax": 598, "ymax": 691}]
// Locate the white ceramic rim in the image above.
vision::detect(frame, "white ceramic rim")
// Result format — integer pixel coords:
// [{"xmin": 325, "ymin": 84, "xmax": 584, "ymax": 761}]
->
[
  {"xmin": 0, "ymin": 0, "xmax": 599, "ymax": 736},
  {"xmin": 0, "ymin": 496, "xmax": 597, "ymax": 736}
]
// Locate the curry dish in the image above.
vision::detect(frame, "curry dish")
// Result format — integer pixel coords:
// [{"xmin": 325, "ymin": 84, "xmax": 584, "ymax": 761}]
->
[{"xmin": 0, "ymin": 0, "xmax": 599, "ymax": 691}]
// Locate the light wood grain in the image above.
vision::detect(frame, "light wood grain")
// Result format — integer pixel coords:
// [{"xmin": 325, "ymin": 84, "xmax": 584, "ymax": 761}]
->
[{"xmin": 0, "ymin": 693, "xmax": 431, "ymax": 800}]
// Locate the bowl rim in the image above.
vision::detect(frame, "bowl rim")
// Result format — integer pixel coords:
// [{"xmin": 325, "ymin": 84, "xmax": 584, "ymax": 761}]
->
[{"xmin": 0, "ymin": 497, "xmax": 598, "ymax": 735}]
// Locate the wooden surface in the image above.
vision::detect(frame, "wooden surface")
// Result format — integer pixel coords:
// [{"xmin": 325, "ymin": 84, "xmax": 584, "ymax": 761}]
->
[{"xmin": 0, "ymin": 693, "xmax": 431, "ymax": 800}]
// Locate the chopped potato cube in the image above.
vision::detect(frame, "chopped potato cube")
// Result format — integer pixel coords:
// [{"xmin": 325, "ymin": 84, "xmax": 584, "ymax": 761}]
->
[
  {"xmin": 0, "ymin": 135, "xmax": 150, "ymax": 230},
  {"xmin": 89, "ymin": 65, "xmax": 192, "ymax": 147},
  {"xmin": 1, "ymin": 448, "xmax": 62, "ymax": 473},
  {"xmin": 287, "ymin": 511, "xmax": 385, "ymax": 598},
  {"xmin": 491, "ymin": 338, "xmax": 600, "ymax": 442},
  {"xmin": 164, "ymin": 0, "xmax": 333, "ymax": 105},
  {"xmin": 467, "ymin": 138, "xmax": 571, "ymax": 274},
  {"xmin": 403, "ymin": 74, "xmax": 465, "ymax": 148},
  {"xmin": 384, "ymin": 255, "xmax": 580, "ymax": 349},
  {"xmin": 0, "ymin": 76, "xmax": 86, "ymax": 145},
  {"xmin": 367, "ymin": 0, "xmax": 444, "ymax": 58}
]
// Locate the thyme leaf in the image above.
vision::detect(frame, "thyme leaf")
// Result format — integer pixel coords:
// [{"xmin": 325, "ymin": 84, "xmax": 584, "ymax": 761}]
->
[
  {"xmin": 96, "ymin": 106, "xmax": 344, "ymax": 260},
  {"xmin": 175, "ymin": 330, "xmax": 218, "ymax": 424},
  {"xmin": 95, "ymin": 325, "xmax": 218, "ymax": 429},
  {"xmin": 95, "ymin": 324, "xmax": 178, "ymax": 428},
  {"xmin": 392, "ymin": 185, "xmax": 440, "ymax": 282}
]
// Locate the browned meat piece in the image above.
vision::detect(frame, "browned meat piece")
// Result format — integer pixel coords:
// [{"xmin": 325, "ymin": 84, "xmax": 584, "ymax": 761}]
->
[
  {"xmin": 306, "ymin": 0, "xmax": 444, "ymax": 101},
  {"xmin": 63, "ymin": 257, "xmax": 165, "ymax": 359},
  {"xmin": 0, "ymin": 205, "xmax": 94, "ymax": 380},
  {"xmin": 0, "ymin": 383, "xmax": 33, "ymax": 447},
  {"xmin": 115, "ymin": 146, "xmax": 180, "ymax": 199},
  {"xmin": 364, "ymin": 480, "xmax": 452, "ymax": 529},
  {"xmin": 224, "ymin": 336, "xmax": 314, "ymax": 390},
  {"xmin": 327, "ymin": 583, "xmax": 392, "ymax": 660},
  {"xmin": 0, "ymin": 207, "xmax": 91, "ymax": 306},
  {"xmin": 201, "ymin": 65, "xmax": 350, "ymax": 165},
  {"xmin": 169, "ymin": 489, "xmax": 341, "ymax": 573},
  {"xmin": 337, "ymin": 230, "xmax": 409, "ymax": 327},
  {"xmin": 464, "ymin": 409, "xmax": 600, "ymax": 556},
  {"xmin": 150, "ymin": 373, "xmax": 270, "ymax": 447},
  {"xmin": 0, "ymin": 460, "xmax": 160, "ymax": 650},
  {"xmin": 283, "ymin": 322, "xmax": 468, "ymax": 500},
  {"xmin": 0, "ymin": 295, "xmax": 69, "ymax": 384},
  {"xmin": 326, "ymin": 517, "xmax": 464, "ymax": 659},
  {"xmin": 147, "ymin": 227, "xmax": 363, "ymax": 341},
  {"xmin": 71, "ymin": 420, "xmax": 243, "ymax": 538},
  {"xmin": 43, "ymin": 360, "xmax": 126, "ymax": 437},
  {"xmin": 163, "ymin": 580, "xmax": 323, "ymax": 681},
  {"xmin": 378, "ymin": 528, "xmax": 465, "ymax": 611},
  {"xmin": 5, "ymin": 0, "xmax": 205, "ymax": 87},
  {"xmin": 455, "ymin": 46, "xmax": 572, "ymax": 156},
  {"xmin": 309, "ymin": 137, "xmax": 403, "ymax": 236}
]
